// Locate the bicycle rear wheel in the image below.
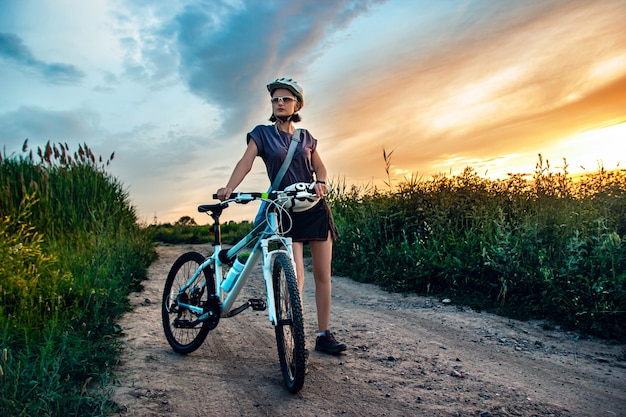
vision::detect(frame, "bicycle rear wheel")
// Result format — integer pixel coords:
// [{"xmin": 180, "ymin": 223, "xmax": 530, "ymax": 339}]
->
[
  {"xmin": 273, "ymin": 253, "xmax": 306, "ymax": 393},
  {"xmin": 162, "ymin": 251, "xmax": 218, "ymax": 354}
]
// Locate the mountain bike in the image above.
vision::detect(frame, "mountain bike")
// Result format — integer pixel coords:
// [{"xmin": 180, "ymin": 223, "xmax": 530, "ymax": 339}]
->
[{"xmin": 161, "ymin": 184, "xmax": 319, "ymax": 393}]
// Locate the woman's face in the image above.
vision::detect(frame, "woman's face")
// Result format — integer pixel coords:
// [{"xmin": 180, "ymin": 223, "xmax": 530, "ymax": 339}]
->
[{"xmin": 271, "ymin": 88, "xmax": 301, "ymax": 117}]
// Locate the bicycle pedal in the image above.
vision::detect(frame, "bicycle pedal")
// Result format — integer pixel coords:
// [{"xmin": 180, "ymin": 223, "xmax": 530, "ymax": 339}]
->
[{"xmin": 249, "ymin": 298, "xmax": 266, "ymax": 311}]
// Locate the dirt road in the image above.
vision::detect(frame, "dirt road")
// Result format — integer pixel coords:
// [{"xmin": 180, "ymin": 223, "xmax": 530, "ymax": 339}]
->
[{"xmin": 111, "ymin": 244, "xmax": 625, "ymax": 417}]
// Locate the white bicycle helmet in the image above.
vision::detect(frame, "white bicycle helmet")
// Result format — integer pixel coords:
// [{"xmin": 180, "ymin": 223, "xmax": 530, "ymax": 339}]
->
[
  {"xmin": 267, "ymin": 78, "xmax": 305, "ymax": 107},
  {"xmin": 279, "ymin": 182, "xmax": 322, "ymax": 212}
]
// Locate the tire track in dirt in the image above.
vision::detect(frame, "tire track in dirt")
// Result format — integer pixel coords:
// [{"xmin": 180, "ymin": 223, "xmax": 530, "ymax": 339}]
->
[{"xmin": 111, "ymin": 244, "xmax": 626, "ymax": 417}]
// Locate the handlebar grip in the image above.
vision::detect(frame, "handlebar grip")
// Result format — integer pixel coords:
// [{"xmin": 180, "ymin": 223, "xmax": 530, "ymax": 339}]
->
[
  {"xmin": 212, "ymin": 192, "xmax": 267, "ymax": 200},
  {"xmin": 212, "ymin": 193, "xmax": 240, "ymax": 200}
]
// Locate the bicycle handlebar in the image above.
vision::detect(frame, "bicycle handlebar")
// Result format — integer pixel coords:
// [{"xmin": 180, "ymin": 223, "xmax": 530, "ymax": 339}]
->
[
  {"xmin": 211, "ymin": 189, "xmax": 316, "ymax": 202},
  {"xmin": 201, "ymin": 182, "xmax": 323, "ymax": 216},
  {"xmin": 212, "ymin": 182, "xmax": 320, "ymax": 203},
  {"xmin": 201, "ymin": 183, "xmax": 323, "ymax": 218}
]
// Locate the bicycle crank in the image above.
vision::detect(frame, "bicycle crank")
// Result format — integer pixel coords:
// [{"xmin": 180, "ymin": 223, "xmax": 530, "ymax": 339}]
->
[
  {"xmin": 172, "ymin": 295, "xmax": 221, "ymax": 330},
  {"xmin": 226, "ymin": 298, "xmax": 267, "ymax": 317}
]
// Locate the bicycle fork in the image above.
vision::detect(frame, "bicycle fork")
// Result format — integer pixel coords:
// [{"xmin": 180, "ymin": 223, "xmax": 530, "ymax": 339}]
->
[{"xmin": 261, "ymin": 234, "xmax": 295, "ymax": 326}]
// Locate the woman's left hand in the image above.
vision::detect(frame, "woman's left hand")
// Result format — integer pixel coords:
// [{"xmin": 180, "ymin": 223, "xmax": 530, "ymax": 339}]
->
[{"xmin": 313, "ymin": 181, "xmax": 329, "ymax": 199}]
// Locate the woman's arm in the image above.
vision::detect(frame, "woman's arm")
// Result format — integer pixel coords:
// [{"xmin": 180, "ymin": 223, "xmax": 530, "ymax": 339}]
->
[
  {"xmin": 311, "ymin": 149, "xmax": 329, "ymax": 198},
  {"xmin": 216, "ymin": 140, "xmax": 258, "ymax": 200}
]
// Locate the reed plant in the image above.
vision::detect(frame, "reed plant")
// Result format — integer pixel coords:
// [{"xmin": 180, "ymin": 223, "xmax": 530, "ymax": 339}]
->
[
  {"xmin": 328, "ymin": 154, "xmax": 626, "ymax": 341},
  {"xmin": 1, "ymin": 140, "xmax": 155, "ymax": 416}
]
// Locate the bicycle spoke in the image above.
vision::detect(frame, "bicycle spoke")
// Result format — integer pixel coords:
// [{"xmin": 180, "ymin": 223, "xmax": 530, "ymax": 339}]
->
[{"xmin": 162, "ymin": 252, "xmax": 216, "ymax": 354}]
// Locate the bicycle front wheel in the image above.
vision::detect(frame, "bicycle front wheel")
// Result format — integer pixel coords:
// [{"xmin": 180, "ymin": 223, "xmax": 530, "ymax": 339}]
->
[
  {"xmin": 273, "ymin": 253, "xmax": 306, "ymax": 393},
  {"xmin": 162, "ymin": 251, "xmax": 217, "ymax": 354}
]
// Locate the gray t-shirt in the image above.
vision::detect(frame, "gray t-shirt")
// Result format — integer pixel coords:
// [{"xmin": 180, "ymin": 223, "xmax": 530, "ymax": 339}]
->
[{"xmin": 247, "ymin": 125, "xmax": 318, "ymax": 190}]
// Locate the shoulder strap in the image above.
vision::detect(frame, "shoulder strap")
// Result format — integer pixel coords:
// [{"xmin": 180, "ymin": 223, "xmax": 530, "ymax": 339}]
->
[{"xmin": 270, "ymin": 128, "xmax": 302, "ymax": 191}]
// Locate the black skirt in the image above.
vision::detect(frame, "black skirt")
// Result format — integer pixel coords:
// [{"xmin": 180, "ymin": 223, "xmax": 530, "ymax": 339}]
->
[{"xmin": 282, "ymin": 199, "xmax": 339, "ymax": 243}]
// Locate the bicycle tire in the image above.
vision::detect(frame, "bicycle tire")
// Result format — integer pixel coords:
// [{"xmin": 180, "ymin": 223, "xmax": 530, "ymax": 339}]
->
[
  {"xmin": 162, "ymin": 251, "xmax": 217, "ymax": 354},
  {"xmin": 273, "ymin": 253, "xmax": 306, "ymax": 393}
]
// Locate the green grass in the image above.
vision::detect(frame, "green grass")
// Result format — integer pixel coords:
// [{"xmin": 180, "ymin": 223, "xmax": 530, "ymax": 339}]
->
[
  {"xmin": 328, "ymin": 154, "xmax": 626, "ymax": 342},
  {"xmin": 1, "ymin": 140, "xmax": 155, "ymax": 416},
  {"xmin": 149, "ymin": 218, "xmax": 253, "ymax": 245}
]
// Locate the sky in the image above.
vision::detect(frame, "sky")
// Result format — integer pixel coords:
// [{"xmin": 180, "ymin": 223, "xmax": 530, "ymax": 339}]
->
[{"xmin": 1, "ymin": 0, "xmax": 625, "ymax": 224}]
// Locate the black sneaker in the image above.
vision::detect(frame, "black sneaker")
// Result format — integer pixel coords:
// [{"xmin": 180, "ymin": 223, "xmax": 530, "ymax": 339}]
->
[{"xmin": 315, "ymin": 331, "xmax": 347, "ymax": 355}]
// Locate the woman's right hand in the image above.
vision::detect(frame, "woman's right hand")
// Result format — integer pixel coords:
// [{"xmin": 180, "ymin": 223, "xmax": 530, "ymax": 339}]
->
[{"xmin": 216, "ymin": 187, "xmax": 233, "ymax": 201}]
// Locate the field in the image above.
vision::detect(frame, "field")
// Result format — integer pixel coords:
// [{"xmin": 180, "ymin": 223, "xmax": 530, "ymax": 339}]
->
[
  {"xmin": 1, "ymin": 141, "xmax": 624, "ymax": 416},
  {"xmin": 329, "ymin": 154, "xmax": 626, "ymax": 342}
]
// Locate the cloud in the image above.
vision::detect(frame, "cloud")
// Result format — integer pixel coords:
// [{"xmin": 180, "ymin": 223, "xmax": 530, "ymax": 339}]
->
[
  {"xmin": 123, "ymin": 0, "xmax": 385, "ymax": 134},
  {"xmin": 0, "ymin": 32, "xmax": 85, "ymax": 84},
  {"xmin": 310, "ymin": 0, "xmax": 626, "ymax": 180},
  {"xmin": 0, "ymin": 106, "xmax": 101, "ymax": 148}
]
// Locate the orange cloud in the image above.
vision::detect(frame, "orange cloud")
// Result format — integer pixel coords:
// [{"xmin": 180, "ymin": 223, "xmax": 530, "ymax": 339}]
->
[{"xmin": 315, "ymin": 0, "xmax": 626, "ymax": 184}]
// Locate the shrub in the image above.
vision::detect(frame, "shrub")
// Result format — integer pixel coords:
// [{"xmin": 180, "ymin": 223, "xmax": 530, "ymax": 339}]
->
[
  {"xmin": 0, "ymin": 140, "xmax": 155, "ymax": 416},
  {"xmin": 329, "ymin": 155, "xmax": 626, "ymax": 341}
]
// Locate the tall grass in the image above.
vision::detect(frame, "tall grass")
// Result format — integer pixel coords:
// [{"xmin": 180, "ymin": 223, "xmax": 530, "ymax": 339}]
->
[
  {"xmin": 1, "ymin": 140, "xmax": 155, "ymax": 416},
  {"xmin": 329, "ymin": 154, "xmax": 626, "ymax": 341}
]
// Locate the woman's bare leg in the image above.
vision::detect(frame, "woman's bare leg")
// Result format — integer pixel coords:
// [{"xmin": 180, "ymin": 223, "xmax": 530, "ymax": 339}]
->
[
  {"xmin": 309, "ymin": 234, "xmax": 333, "ymax": 332},
  {"xmin": 292, "ymin": 241, "xmax": 305, "ymax": 294}
]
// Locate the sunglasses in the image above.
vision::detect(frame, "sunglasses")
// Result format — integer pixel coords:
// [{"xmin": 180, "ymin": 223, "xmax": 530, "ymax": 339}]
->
[{"xmin": 270, "ymin": 96, "xmax": 297, "ymax": 104}]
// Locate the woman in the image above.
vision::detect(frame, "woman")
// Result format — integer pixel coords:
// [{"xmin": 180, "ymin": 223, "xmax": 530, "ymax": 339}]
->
[{"xmin": 216, "ymin": 77, "xmax": 346, "ymax": 355}]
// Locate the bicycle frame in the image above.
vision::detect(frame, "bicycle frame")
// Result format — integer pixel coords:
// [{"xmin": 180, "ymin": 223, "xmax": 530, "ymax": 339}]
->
[{"xmin": 176, "ymin": 205, "xmax": 295, "ymax": 325}]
